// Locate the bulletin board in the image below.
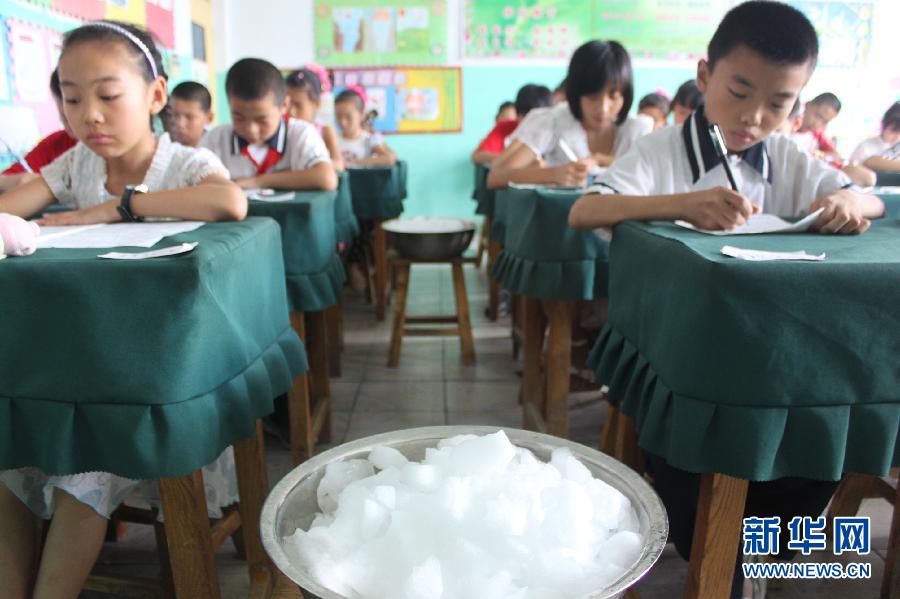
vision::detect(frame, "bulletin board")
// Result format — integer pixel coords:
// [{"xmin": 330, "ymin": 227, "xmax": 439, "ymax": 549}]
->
[
  {"xmin": 788, "ymin": 1, "xmax": 874, "ymax": 68},
  {"xmin": 0, "ymin": 0, "xmax": 215, "ymax": 169},
  {"xmin": 332, "ymin": 66, "xmax": 462, "ymax": 133},
  {"xmin": 314, "ymin": 0, "xmax": 448, "ymax": 66}
]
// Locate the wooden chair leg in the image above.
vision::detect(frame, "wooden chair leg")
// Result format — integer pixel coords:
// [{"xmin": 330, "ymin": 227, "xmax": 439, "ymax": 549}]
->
[
  {"xmin": 233, "ymin": 420, "xmax": 279, "ymax": 599},
  {"xmin": 307, "ymin": 311, "xmax": 332, "ymax": 444},
  {"xmin": 288, "ymin": 312, "xmax": 313, "ymax": 464},
  {"xmin": 883, "ymin": 474, "xmax": 899, "ymax": 599},
  {"xmin": 475, "ymin": 218, "xmax": 488, "ymax": 267},
  {"xmin": 521, "ymin": 297, "xmax": 546, "ymax": 431},
  {"xmin": 388, "ymin": 261, "xmax": 410, "ymax": 367},
  {"xmin": 152, "ymin": 511, "xmax": 176, "ymax": 598},
  {"xmin": 614, "ymin": 411, "xmax": 643, "ymax": 474},
  {"xmin": 325, "ymin": 303, "xmax": 342, "ymax": 378},
  {"xmin": 487, "ymin": 239, "xmax": 501, "ymax": 321},
  {"xmin": 685, "ymin": 473, "xmax": 749, "ymax": 599},
  {"xmin": 157, "ymin": 471, "xmax": 221, "ymax": 599},
  {"xmin": 373, "ymin": 220, "xmax": 388, "ymax": 321},
  {"xmin": 452, "ymin": 262, "xmax": 476, "ymax": 365},
  {"xmin": 511, "ymin": 293, "xmax": 522, "ymax": 359},
  {"xmin": 599, "ymin": 400, "xmax": 620, "ymax": 456},
  {"xmin": 543, "ymin": 300, "xmax": 573, "ymax": 438}
]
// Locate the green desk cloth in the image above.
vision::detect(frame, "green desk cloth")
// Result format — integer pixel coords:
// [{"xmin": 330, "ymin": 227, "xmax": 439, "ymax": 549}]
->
[
  {"xmin": 0, "ymin": 218, "xmax": 308, "ymax": 479},
  {"xmin": 248, "ymin": 193, "xmax": 345, "ymax": 313},
  {"xmin": 876, "ymin": 191, "xmax": 900, "ymax": 219},
  {"xmin": 588, "ymin": 219, "xmax": 900, "ymax": 482},
  {"xmin": 347, "ymin": 161, "xmax": 408, "ymax": 220},
  {"xmin": 490, "ymin": 187, "xmax": 609, "ymax": 301},
  {"xmin": 472, "ymin": 163, "xmax": 496, "ymax": 217},
  {"xmin": 876, "ymin": 171, "xmax": 900, "ymax": 186},
  {"xmin": 335, "ymin": 171, "xmax": 361, "ymax": 244},
  {"xmin": 490, "ymin": 187, "xmax": 511, "ymax": 247}
]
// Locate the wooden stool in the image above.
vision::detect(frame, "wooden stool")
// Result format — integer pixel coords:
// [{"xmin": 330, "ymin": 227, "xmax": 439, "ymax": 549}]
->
[
  {"xmin": 475, "ymin": 216, "xmax": 491, "ymax": 268},
  {"xmin": 287, "ymin": 311, "xmax": 331, "ymax": 464},
  {"xmin": 388, "ymin": 257, "xmax": 476, "ymax": 367}
]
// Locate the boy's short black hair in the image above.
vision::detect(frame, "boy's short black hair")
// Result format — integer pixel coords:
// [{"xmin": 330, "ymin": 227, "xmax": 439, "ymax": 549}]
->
[
  {"xmin": 285, "ymin": 68, "xmax": 323, "ymax": 103},
  {"xmin": 225, "ymin": 58, "xmax": 286, "ymax": 104},
  {"xmin": 707, "ymin": 1, "xmax": 818, "ymax": 71},
  {"xmin": 638, "ymin": 92, "xmax": 670, "ymax": 114},
  {"xmin": 50, "ymin": 69, "xmax": 61, "ymax": 100},
  {"xmin": 514, "ymin": 84, "xmax": 552, "ymax": 117},
  {"xmin": 883, "ymin": 102, "xmax": 900, "ymax": 132},
  {"xmin": 496, "ymin": 101, "xmax": 514, "ymax": 119},
  {"xmin": 566, "ymin": 40, "xmax": 633, "ymax": 126},
  {"xmin": 672, "ymin": 79, "xmax": 702, "ymax": 111},
  {"xmin": 808, "ymin": 92, "xmax": 841, "ymax": 114},
  {"xmin": 171, "ymin": 81, "xmax": 212, "ymax": 112}
]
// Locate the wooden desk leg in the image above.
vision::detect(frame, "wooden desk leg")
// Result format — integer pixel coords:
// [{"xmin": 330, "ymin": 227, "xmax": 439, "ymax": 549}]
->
[
  {"xmin": 543, "ymin": 300, "xmax": 573, "ymax": 438},
  {"xmin": 373, "ymin": 220, "xmax": 388, "ymax": 321},
  {"xmin": 452, "ymin": 262, "xmax": 476, "ymax": 365},
  {"xmin": 685, "ymin": 473, "xmax": 750, "ymax": 599},
  {"xmin": 307, "ymin": 311, "xmax": 332, "ymax": 444},
  {"xmin": 884, "ymin": 475, "xmax": 900, "ymax": 599},
  {"xmin": 388, "ymin": 261, "xmax": 410, "ymax": 367},
  {"xmin": 233, "ymin": 420, "xmax": 280, "ymax": 599},
  {"xmin": 599, "ymin": 400, "xmax": 620, "ymax": 456},
  {"xmin": 288, "ymin": 312, "xmax": 313, "ymax": 464},
  {"xmin": 486, "ymin": 239, "xmax": 501, "ymax": 321},
  {"xmin": 158, "ymin": 471, "xmax": 221, "ymax": 599},
  {"xmin": 511, "ymin": 293, "xmax": 522, "ymax": 359},
  {"xmin": 521, "ymin": 296, "xmax": 546, "ymax": 431},
  {"xmin": 325, "ymin": 303, "xmax": 342, "ymax": 378}
]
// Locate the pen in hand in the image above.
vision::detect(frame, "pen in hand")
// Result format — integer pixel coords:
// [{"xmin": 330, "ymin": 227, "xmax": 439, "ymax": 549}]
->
[{"xmin": 708, "ymin": 123, "xmax": 739, "ymax": 193}]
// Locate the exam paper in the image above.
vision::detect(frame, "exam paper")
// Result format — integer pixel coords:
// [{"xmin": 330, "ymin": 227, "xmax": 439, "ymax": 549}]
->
[
  {"xmin": 675, "ymin": 208, "xmax": 824, "ymax": 235},
  {"xmin": 509, "ymin": 182, "xmax": 586, "ymax": 191},
  {"xmin": 246, "ymin": 188, "xmax": 295, "ymax": 202},
  {"xmin": 721, "ymin": 245, "xmax": 826, "ymax": 261},
  {"xmin": 37, "ymin": 222, "xmax": 204, "ymax": 248},
  {"xmin": 98, "ymin": 242, "xmax": 198, "ymax": 260}
]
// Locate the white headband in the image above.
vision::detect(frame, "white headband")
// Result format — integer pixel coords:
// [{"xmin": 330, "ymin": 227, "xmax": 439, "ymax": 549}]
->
[{"xmin": 90, "ymin": 21, "xmax": 159, "ymax": 80}]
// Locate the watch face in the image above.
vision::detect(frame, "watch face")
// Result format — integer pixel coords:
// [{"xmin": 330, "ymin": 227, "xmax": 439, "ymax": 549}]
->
[{"xmin": 134, "ymin": 184, "xmax": 149, "ymax": 194}]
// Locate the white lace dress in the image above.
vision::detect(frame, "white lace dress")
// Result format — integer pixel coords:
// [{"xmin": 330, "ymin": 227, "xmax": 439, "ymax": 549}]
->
[{"xmin": 0, "ymin": 134, "xmax": 240, "ymax": 519}]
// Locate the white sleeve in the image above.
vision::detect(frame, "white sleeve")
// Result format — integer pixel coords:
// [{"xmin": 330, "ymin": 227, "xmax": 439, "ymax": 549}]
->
[
  {"xmin": 614, "ymin": 116, "xmax": 654, "ymax": 157},
  {"xmin": 782, "ymin": 141, "xmax": 851, "ymax": 215},
  {"xmin": 290, "ymin": 126, "xmax": 331, "ymax": 170},
  {"xmin": 585, "ymin": 140, "xmax": 657, "ymax": 197},
  {"xmin": 848, "ymin": 138, "xmax": 878, "ymax": 165},
  {"xmin": 509, "ymin": 109, "xmax": 555, "ymax": 158},
  {"xmin": 176, "ymin": 147, "xmax": 230, "ymax": 186},
  {"xmin": 39, "ymin": 145, "xmax": 80, "ymax": 206}
]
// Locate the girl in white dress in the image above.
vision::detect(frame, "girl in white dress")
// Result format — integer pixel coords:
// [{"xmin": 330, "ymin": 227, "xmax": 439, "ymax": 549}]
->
[
  {"xmin": 488, "ymin": 40, "xmax": 653, "ymax": 189},
  {"xmin": 0, "ymin": 20, "xmax": 245, "ymax": 599},
  {"xmin": 334, "ymin": 86, "xmax": 397, "ymax": 167}
]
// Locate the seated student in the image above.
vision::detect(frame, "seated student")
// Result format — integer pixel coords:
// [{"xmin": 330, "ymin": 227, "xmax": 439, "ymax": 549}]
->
[
  {"xmin": 0, "ymin": 21, "xmax": 245, "ymax": 599},
  {"xmin": 670, "ymin": 79, "xmax": 702, "ymax": 125},
  {"xmin": 168, "ymin": 80, "xmax": 213, "ymax": 148},
  {"xmin": 286, "ymin": 67, "xmax": 344, "ymax": 172},
  {"xmin": 792, "ymin": 92, "xmax": 842, "ymax": 158},
  {"xmin": 487, "ymin": 40, "xmax": 653, "ymax": 189},
  {"xmin": 0, "ymin": 69, "xmax": 77, "ymax": 193},
  {"xmin": 569, "ymin": 3, "xmax": 882, "ymax": 595},
  {"xmin": 471, "ymin": 84, "xmax": 553, "ymax": 165},
  {"xmin": 204, "ymin": 58, "xmax": 337, "ymax": 191},
  {"xmin": 334, "ymin": 86, "xmax": 397, "ymax": 166},
  {"xmin": 495, "ymin": 100, "xmax": 516, "ymax": 123},
  {"xmin": 775, "ymin": 98, "xmax": 802, "ymax": 135},
  {"xmin": 850, "ymin": 101, "xmax": 900, "ymax": 174},
  {"xmin": 636, "ymin": 91, "xmax": 670, "ymax": 130}
]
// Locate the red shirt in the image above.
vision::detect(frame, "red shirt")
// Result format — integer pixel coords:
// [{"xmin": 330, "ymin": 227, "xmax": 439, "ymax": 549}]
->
[
  {"xmin": 476, "ymin": 119, "xmax": 519, "ymax": 154},
  {"xmin": 3, "ymin": 130, "xmax": 77, "ymax": 175}
]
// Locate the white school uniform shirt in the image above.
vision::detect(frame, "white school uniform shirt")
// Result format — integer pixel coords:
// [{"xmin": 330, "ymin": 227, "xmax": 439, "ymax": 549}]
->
[
  {"xmin": 41, "ymin": 133, "xmax": 228, "ymax": 208},
  {"xmin": 585, "ymin": 105, "xmax": 851, "ymax": 218},
  {"xmin": 848, "ymin": 136, "xmax": 888, "ymax": 166},
  {"xmin": 338, "ymin": 130, "xmax": 384, "ymax": 162},
  {"xmin": 202, "ymin": 116, "xmax": 331, "ymax": 179},
  {"xmin": 510, "ymin": 102, "xmax": 654, "ymax": 167}
]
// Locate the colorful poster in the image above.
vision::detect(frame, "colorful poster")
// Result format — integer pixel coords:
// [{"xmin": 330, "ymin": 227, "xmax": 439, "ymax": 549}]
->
[
  {"xmin": 8, "ymin": 19, "xmax": 50, "ymax": 104},
  {"xmin": 789, "ymin": 1, "xmax": 874, "ymax": 68},
  {"xmin": 146, "ymin": 0, "xmax": 175, "ymax": 48},
  {"xmin": 332, "ymin": 66, "xmax": 461, "ymax": 133},
  {"xmin": 463, "ymin": 0, "xmax": 591, "ymax": 59},
  {"xmin": 51, "ymin": 0, "xmax": 106, "ymax": 20},
  {"xmin": 315, "ymin": 0, "xmax": 448, "ymax": 66},
  {"xmin": 105, "ymin": 0, "xmax": 147, "ymax": 27},
  {"xmin": 0, "ymin": 18, "xmax": 9, "ymax": 101}
]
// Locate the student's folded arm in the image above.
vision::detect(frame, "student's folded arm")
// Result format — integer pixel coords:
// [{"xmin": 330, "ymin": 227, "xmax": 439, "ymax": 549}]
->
[
  {"xmin": 487, "ymin": 142, "xmax": 555, "ymax": 188},
  {"xmin": 862, "ymin": 156, "xmax": 900, "ymax": 172},
  {"xmin": 471, "ymin": 150, "xmax": 497, "ymax": 165},
  {"xmin": 252, "ymin": 162, "xmax": 339, "ymax": 191},
  {"xmin": 569, "ymin": 192, "xmax": 689, "ymax": 229},
  {"xmin": 322, "ymin": 126, "xmax": 345, "ymax": 172},
  {"xmin": 0, "ymin": 176, "xmax": 55, "ymax": 218},
  {"xmin": 131, "ymin": 174, "xmax": 248, "ymax": 221}
]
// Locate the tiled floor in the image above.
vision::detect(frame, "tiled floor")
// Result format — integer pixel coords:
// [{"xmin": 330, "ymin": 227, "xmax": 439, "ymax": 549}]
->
[{"xmin": 83, "ymin": 264, "xmax": 891, "ymax": 598}]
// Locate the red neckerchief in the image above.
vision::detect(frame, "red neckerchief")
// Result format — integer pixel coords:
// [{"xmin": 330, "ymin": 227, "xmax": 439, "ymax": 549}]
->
[{"xmin": 240, "ymin": 116, "xmax": 288, "ymax": 175}]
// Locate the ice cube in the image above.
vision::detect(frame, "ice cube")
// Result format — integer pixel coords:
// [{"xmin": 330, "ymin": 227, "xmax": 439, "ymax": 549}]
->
[
  {"xmin": 368, "ymin": 445, "xmax": 409, "ymax": 470},
  {"xmin": 317, "ymin": 459, "xmax": 375, "ymax": 513},
  {"xmin": 404, "ymin": 556, "xmax": 443, "ymax": 599}
]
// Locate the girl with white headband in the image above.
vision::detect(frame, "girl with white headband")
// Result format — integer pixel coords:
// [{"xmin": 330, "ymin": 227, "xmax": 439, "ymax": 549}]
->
[{"xmin": 0, "ymin": 21, "xmax": 245, "ymax": 599}]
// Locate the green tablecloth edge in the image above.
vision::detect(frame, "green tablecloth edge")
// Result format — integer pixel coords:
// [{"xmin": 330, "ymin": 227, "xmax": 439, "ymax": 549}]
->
[
  {"xmin": 588, "ymin": 325, "xmax": 900, "ymax": 482},
  {"xmin": 336, "ymin": 214, "xmax": 361, "ymax": 245},
  {"xmin": 0, "ymin": 327, "xmax": 308, "ymax": 479},
  {"xmin": 286, "ymin": 253, "xmax": 346, "ymax": 313},
  {"xmin": 491, "ymin": 251, "xmax": 608, "ymax": 300},
  {"xmin": 473, "ymin": 189, "xmax": 495, "ymax": 217}
]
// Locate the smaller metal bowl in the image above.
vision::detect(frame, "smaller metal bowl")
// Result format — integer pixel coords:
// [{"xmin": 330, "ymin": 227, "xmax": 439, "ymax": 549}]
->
[{"xmin": 382, "ymin": 217, "xmax": 476, "ymax": 261}]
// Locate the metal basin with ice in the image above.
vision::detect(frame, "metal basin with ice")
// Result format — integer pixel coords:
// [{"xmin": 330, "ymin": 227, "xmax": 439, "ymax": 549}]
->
[
  {"xmin": 261, "ymin": 426, "xmax": 669, "ymax": 599},
  {"xmin": 382, "ymin": 218, "xmax": 476, "ymax": 261}
]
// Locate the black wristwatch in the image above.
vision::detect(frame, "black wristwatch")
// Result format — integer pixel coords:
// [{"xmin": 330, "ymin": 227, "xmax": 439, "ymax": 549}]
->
[{"xmin": 117, "ymin": 184, "xmax": 148, "ymax": 222}]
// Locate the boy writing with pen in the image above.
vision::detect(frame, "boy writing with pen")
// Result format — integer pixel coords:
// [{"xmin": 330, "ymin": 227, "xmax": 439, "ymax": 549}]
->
[{"xmin": 569, "ymin": 1, "xmax": 882, "ymax": 235}]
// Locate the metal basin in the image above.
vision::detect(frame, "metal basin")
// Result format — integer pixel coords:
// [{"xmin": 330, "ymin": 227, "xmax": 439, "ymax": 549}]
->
[
  {"xmin": 382, "ymin": 217, "xmax": 476, "ymax": 261},
  {"xmin": 261, "ymin": 426, "xmax": 669, "ymax": 599}
]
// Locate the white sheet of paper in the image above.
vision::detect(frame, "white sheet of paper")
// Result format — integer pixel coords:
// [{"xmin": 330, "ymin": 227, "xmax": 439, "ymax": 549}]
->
[
  {"xmin": 675, "ymin": 208, "xmax": 824, "ymax": 235},
  {"xmin": 509, "ymin": 182, "xmax": 586, "ymax": 191},
  {"xmin": 246, "ymin": 188, "xmax": 295, "ymax": 202},
  {"xmin": 36, "ymin": 222, "xmax": 204, "ymax": 249},
  {"xmin": 98, "ymin": 242, "xmax": 198, "ymax": 260},
  {"xmin": 721, "ymin": 245, "xmax": 826, "ymax": 261}
]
